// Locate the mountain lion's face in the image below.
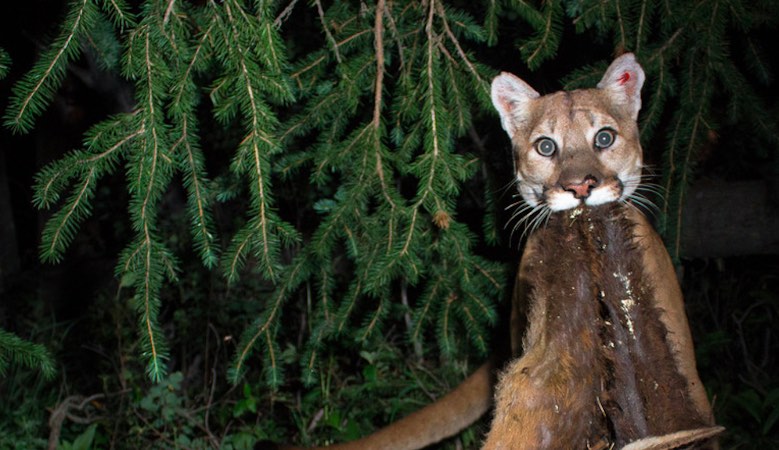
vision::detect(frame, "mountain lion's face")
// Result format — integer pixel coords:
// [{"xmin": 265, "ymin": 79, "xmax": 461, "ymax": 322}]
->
[{"xmin": 492, "ymin": 54, "xmax": 647, "ymax": 218}]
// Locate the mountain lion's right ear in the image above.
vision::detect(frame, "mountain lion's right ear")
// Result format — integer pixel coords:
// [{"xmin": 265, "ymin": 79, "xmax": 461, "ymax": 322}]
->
[
  {"xmin": 491, "ymin": 72, "xmax": 540, "ymax": 137},
  {"xmin": 597, "ymin": 53, "xmax": 645, "ymax": 120}
]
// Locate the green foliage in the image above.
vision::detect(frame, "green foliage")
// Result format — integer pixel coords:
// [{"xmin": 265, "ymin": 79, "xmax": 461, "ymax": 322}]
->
[
  {"xmin": 58, "ymin": 424, "xmax": 98, "ymax": 450},
  {"xmin": 9, "ymin": 0, "xmax": 508, "ymax": 386},
  {"xmin": 0, "ymin": 329, "xmax": 56, "ymax": 379},
  {"xmin": 272, "ymin": 343, "xmax": 487, "ymax": 448},
  {"xmin": 0, "ymin": 368, "xmax": 53, "ymax": 450},
  {"xmin": 135, "ymin": 372, "xmax": 193, "ymax": 442},
  {"xmin": 514, "ymin": 0, "xmax": 564, "ymax": 70},
  {"xmin": 4, "ymin": 0, "xmax": 100, "ymax": 133},
  {"xmin": 728, "ymin": 388, "xmax": 779, "ymax": 441},
  {"xmin": 0, "ymin": 48, "xmax": 10, "ymax": 78},
  {"xmin": 123, "ymin": 370, "xmax": 281, "ymax": 448}
]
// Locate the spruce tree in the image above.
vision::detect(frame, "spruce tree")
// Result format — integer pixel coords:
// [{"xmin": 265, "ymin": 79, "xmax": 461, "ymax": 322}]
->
[{"xmin": 5, "ymin": 0, "xmax": 777, "ymax": 412}]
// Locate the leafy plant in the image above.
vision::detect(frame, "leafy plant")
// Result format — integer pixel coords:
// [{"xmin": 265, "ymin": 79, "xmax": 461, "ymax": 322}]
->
[
  {"xmin": 0, "ymin": 370, "xmax": 52, "ymax": 450},
  {"xmin": 58, "ymin": 423, "xmax": 98, "ymax": 450}
]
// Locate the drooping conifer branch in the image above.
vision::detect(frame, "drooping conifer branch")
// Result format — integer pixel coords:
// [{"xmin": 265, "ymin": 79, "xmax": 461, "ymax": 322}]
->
[
  {"xmin": 518, "ymin": 0, "xmax": 561, "ymax": 70},
  {"xmin": 436, "ymin": 1, "xmax": 487, "ymax": 90},
  {"xmin": 128, "ymin": 22, "xmax": 177, "ymax": 381},
  {"xmin": 0, "ymin": 329, "xmax": 56, "ymax": 379},
  {"xmin": 5, "ymin": 0, "xmax": 97, "ymax": 133},
  {"xmin": 635, "ymin": 0, "xmax": 651, "ymax": 54},
  {"xmin": 164, "ymin": 10, "xmax": 219, "ymax": 269},
  {"xmin": 101, "ymin": 0, "xmax": 136, "ymax": 29},
  {"xmin": 314, "ymin": 0, "xmax": 342, "ymax": 63},
  {"xmin": 400, "ymin": 0, "xmax": 445, "ymax": 259},
  {"xmin": 230, "ymin": 254, "xmax": 310, "ymax": 386},
  {"xmin": 175, "ymin": 115, "xmax": 219, "ymax": 268},
  {"xmin": 371, "ymin": 0, "xmax": 395, "ymax": 221},
  {"xmin": 34, "ymin": 126, "xmax": 137, "ymax": 209},
  {"xmin": 216, "ymin": 0, "xmax": 295, "ymax": 283},
  {"xmin": 42, "ymin": 167, "xmax": 97, "ymax": 263}
]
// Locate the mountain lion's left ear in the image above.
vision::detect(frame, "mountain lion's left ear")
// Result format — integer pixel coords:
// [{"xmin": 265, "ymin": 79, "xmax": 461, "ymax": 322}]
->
[
  {"xmin": 597, "ymin": 53, "xmax": 645, "ymax": 120},
  {"xmin": 491, "ymin": 72, "xmax": 540, "ymax": 137}
]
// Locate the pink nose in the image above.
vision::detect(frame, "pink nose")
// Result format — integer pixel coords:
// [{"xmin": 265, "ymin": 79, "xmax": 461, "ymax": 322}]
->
[{"xmin": 564, "ymin": 176, "xmax": 598, "ymax": 199}]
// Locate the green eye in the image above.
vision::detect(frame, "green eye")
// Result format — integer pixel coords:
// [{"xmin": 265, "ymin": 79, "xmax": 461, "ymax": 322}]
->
[
  {"xmin": 535, "ymin": 137, "xmax": 557, "ymax": 157},
  {"xmin": 595, "ymin": 128, "xmax": 616, "ymax": 149}
]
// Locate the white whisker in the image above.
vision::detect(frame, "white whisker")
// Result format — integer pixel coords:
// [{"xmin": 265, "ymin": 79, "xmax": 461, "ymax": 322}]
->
[
  {"xmin": 496, "ymin": 178, "xmax": 522, "ymax": 202},
  {"xmin": 628, "ymin": 193, "xmax": 659, "ymax": 214},
  {"xmin": 619, "ymin": 170, "xmax": 666, "ymax": 220},
  {"xmin": 625, "ymin": 184, "xmax": 663, "ymax": 219},
  {"xmin": 504, "ymin": 202, "xmax": 535, "ymax": 229},
  {"xmin": 504, "ymin": 195, "xmax": 550, "ymax": 248},
  {"xmin": 521, "ymin": 206, "xmax": 551, "ymax": 243},
  {"xmin": 621, "ymin": 198, "xmax": 646, "ymax": 219},
  {"xmin": 634, "ymin": 181, "xmax": 661, "ymax": 192}
]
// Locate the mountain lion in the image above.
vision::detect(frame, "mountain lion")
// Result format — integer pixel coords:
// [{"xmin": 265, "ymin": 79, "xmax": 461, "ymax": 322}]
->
[{"xmin": 273, "ymin": 53, "xmax": 722, "ymax": 450}]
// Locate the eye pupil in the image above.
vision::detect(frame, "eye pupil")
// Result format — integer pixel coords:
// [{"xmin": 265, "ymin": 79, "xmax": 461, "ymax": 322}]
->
[
  {"xmin": 595, "ymin": 129, "xmax": 615, "ymax": 149},
  {"xmin": 536, "ymin": 138, "xmax": 556, "ymax": 156}
]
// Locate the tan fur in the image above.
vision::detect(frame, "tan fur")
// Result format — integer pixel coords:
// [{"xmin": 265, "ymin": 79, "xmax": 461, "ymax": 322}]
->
[
  {"xmin": 482, "ymin": 208, "xmax": 718, "ymax": 449},
  {"xmin": 627, "ymin": 207, "xmax": 713, "ymax": 422},
  {"xmin": 274, "ymin": 362, "xmax": 493, "ymax": 450},
  {"xmin": 275, "ymin": 54, "xmax": 719, "ymax": 450}
]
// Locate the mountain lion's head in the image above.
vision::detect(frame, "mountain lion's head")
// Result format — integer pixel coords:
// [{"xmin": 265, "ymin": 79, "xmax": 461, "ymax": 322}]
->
[{"xmin": 492, "ymin": 53, "xmax": 647, "ymax": 223}]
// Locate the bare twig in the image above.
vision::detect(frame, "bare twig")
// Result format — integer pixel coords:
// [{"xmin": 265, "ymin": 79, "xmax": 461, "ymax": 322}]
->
[
  {"xmin": 372, "ymin": 0, "xmax": 386, "ymax": 130},
  {"xmin": 372, "ymin": 0, "xmax": 396, "ymax": 214},
  {"xmin": 131, "ymin": 408, "xmax": 181, "ymax": 448},
  {"xmin": 401, "ymin": 281, "xmax": 424, "ymax": 359},
  {"xmin": 48, "ymin": 393, "xmax": 106, "ymax": 450},
  {"xmin": 163, "ymin": 0, "xmax": 176, "ymax": 25},
  {"xmin": 382, "ymin": 2, "xmax": 406, "ymax": 69},
  {"xmin": 435, "ymin": 1, "xmax": 487, "ymax": 87},
  {"xmin": 274, "ymin": 0, "xmax": 301, "ymax": 28},
  {"xmin": 315, "ymin": 0, "xmax": 342, "ymax": 63},
  {"xmin": 203, "ymin": 322, "xmax": 221, "ymax": 448}
]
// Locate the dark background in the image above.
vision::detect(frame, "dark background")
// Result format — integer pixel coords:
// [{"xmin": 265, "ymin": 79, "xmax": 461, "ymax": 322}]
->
[{"xmin": 1, "ymin": 1, "xmax": 777, "ymax": 448}]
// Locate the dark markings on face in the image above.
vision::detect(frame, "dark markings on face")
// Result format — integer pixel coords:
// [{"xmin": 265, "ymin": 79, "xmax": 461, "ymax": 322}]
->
[
  {"xmin": 545, "ymin": 115, "xmax": 557, "ymax": 135},
  {"xmin": 563, "ymin": 92, "xmax": 575, "ymax": 121},
  {"xmin": 581, "ymin": 110, "xmax": 596, "ymax": 127}
]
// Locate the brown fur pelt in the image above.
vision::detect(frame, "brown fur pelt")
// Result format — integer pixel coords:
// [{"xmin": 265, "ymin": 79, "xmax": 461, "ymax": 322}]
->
[{"xmin": 485, "ymin": 204, "xmax": 710, "ymax": 449}]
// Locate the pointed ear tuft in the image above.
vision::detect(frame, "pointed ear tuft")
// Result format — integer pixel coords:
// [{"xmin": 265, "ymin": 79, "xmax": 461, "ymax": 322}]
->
[
  {"xmin": 597, "ymin": 53, "xmax": 646, "ymax": 120},
  {"xmin": 491, "ymin": 72, "xmax": 540, "ymax": 137}
]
